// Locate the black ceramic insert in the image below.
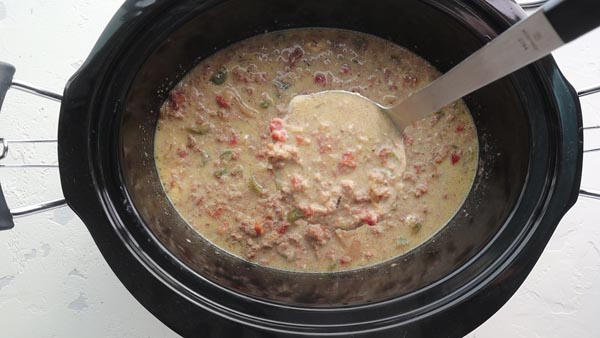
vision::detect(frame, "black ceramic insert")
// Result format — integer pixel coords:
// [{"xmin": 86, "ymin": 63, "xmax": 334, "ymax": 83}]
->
[{"xmin": 57, "ymin": 0, "xmax": 582, "ymax": 337}]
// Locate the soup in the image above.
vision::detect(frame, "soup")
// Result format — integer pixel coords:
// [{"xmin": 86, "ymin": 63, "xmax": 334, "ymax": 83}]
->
[{"xmin": 154, "ymin": 28, "xmax": 478, "ymax": 272}]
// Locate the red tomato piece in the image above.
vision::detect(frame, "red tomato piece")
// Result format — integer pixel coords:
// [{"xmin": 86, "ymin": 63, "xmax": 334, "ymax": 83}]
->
[
  {"xmin": 340, "ymin": 151, "xmax": 357, "ymax": 168},
  {"xmin": 451, "ymin": 152, "xmax": 461, "ymax": 165},
  {"xmin": 254, "ymin": 223, "xmax": 264, "ymax": 236},
  {"xmin": 339, "ymin": 256, "xmax": 352, "ymax": 265},
  {"xmin": 361, "ymin": 211, "xmax": 379, "ymax": 226},
  {"xmin": 228, "ymin": 134, "xmax": 239, "ymax": 146},
  {"xmin": 207, "ymin": 206, "xmax": 224, "ymax": 218},
  {"xmin": 288, "ymin": 47, "xmax": 304, "ymax": 67},
  {"xmin": 177, "ymin": 149, "xmax": 188, "ymax": 158},
  {"xmin": 215, "ymin": 95, "xmax": 231, "ymax": 109},
  {"xmin": 314, "ymin": 73, "xmax": 327, "ymax": 84},
  {"xmin": 271, "ymin": 129, "xmax": 287, "ymax": 142},
  {"xmin": 340, "ymin": 64, "xmax": 350, "ymax": 74},
  {"xmin": 276, "ymin": 224, "xmax": 288, "ymax": 234},
  {"xmin": 269, "ymin": 118, "xmax": 284, "ymax": 131},
  {"xmin": 169, "ymin": 91, "xmax": 186, "ymax": 110}
]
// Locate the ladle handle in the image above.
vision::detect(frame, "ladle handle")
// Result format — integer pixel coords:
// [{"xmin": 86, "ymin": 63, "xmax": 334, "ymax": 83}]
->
[
  {"xmin": 544, "ymin": 0, "xmax": 600, "ymax": 43},
  {"xmin": 391, "ymin": 0, "xmax": 600, "ymax": 129}
]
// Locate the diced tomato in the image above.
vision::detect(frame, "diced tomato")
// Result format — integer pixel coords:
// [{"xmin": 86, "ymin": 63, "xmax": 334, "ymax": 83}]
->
[
  {"xmin": 340, "ymin": 64, "xmax": 350, "ymax": 74},
  {"xmin": 316, "ymin": 135, "xmax": 333, "ymax": 153},
  {"xmin": 215, "ymin": 95, "xmax": 231, "ymax": 109},
  {"xmin": 254, "ymin": 223, "xmax": 265, "ymax": 236},
  {"xmin": 169, "ymin": 91, "xmax": 186, "ymax": 110},
  {"xmin": 339, "ymin": 151, "xmax": 357, "ymax": 169},
  {"xmin": 276, "ymin": 224, "xmax": 288, "ymax": 234},
  {"xmin": 207, "ymin": 206, "xmax": 224, "ymax": 218},
  {"xmin": 378, "ymin": 148, "xmax": 392, "ymax": 165},
  {"xmin": 413, "ymin": 164, "xmax": 424, "ymax": 174},
  {"xmin": 456, "ymin": 124, "xmax": 465, "ymax": 132},
  {"xmin": 319, "ymin": 143, "xmax": 333, "ymax": 154},
  {"xmin": 402, "ymin": 132, "xmax": 414, "ymax": 146},
  {"xmin": 269, "ymin": 118, "xmax": 284, "ymax": 131},
  {"xmin": 301, "ymin": 207, "xmax": 314, "ymax": 218},
  {"xmin": 295, "ymin": 135, "xmax": 309, "ymax": 146},
  {"xmin": 451, "ymin": 152, "xmax": 461, "ymax": 165},
  {"xmin": 383, "ymin": 68, "xmax": 393, "ymax": 81},
  {"xmin": 271, "ymin": 129, "xmax": 288, "ymax": 142},
  {"xmin": 290, "ymin": 174, "xmax": 304, "ymax": 191},
  {"xmin": 177, "ymin": 149, "xmax": 188, "ymax": 158},
  {"xmin": 339, "ymin": 256, "xmax": 352, "ymax": 265},
  {"xmin": 288, "ymin": 47, "xmax": 304, "ymax": 67},
  {"xmin": 228, "ymin": 134, "xmax": 239, "ymax": 146},
  {"xmin": 314, "ymin": 73, "xmax": 327, "ymax": 84},
  {"xmin": 361, "ymin": 211, "xmax": 379, "ymax": 226}
]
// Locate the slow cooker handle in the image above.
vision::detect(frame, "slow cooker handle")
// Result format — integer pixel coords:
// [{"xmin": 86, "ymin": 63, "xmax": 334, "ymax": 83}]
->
[
  {"xmin": 0, "ymin": 62, "xmax": 17, "ymax": 230},
  {"xmin": 544, "ymin": 0, "xmax": 600, "ymax": 43},
  {"xmin": 578, "ymin": 85, "xmax": 600, "ymax": 200},
  {"xmin": 0, "ymin": 61, "xmax": 66, "ymax": 230}
]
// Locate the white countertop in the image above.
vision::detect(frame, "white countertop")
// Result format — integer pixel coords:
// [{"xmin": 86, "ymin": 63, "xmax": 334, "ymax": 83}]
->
[{"xmin": 0, "ymin": 1, "xmax": 599, "ymax": 337}]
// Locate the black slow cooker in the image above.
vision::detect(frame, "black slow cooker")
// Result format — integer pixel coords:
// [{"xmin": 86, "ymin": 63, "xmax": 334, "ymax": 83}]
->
[{"xmin": 0, "ymin": 0, "xmax": 588, "ymax": 337}]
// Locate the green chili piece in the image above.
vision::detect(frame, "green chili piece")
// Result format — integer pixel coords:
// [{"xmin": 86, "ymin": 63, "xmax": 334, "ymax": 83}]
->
[
  {"xmin": 286, "ymin": 208, "xmax": 305, "ymax": 224},
  {"xmin": 219, "ymin": 150, "xmax": 233, "ymax": 161},
  {"xmin": 259, "ymin": 99, "xmax": 271, "ymax": 109},
  {"xmin": 411, "ymin": 222, "xmax": 422, "ymax": 234},
  {"xmin": 213, "ymin": 168, "xmax": 228, "ymax": 179},
  {"xmin": 248, "ymin": 175, "xmax": 266, "ymax": 195},
  {"xmin": 187, "ymin": 124, "xmax": 211, "ymax": 135}
]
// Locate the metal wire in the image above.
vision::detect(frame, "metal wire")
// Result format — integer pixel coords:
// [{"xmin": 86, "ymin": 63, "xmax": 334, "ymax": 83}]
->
[
  {"xmin": 0, "ymin": 83, "xmax": 65, "ymax": 218},
  {"xmin": 0, "ymin": 164, "xmax": 58, "ymax": 168},
  {"xmin": 584, "ymin": 126, "xmax": 600, "ymax": 153},
  {"xmin": 580, "ymin": 189, "xmax": 600, "ymax": 200},
  {"xmin": 10, "ymin": 81, "xmax": 62, "ymax": 102},
  {"xmin": 6, "ymin": 139, "xmax": 57, "ymax": 143},
  {"xmin": 578, "ymin": 84, "xmax": 600, "ymax": 98},
  {"xmin": 11, "ymin": 198, "xmax": 66, "ymax": 218}
]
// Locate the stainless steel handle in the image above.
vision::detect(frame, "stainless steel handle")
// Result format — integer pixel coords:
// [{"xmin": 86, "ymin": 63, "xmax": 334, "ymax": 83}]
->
[
  {"xmin": 578, "ymin": 86, "xmax": 600, "ymax": 199},
  {"xmin": 579, "ymin": 188, "xmax": 600, "ymax": 200},
  {"xmin": 0, "ymin": 62, "xmax": 66, "ymax": 230},
  {"xmin": 578, "ymin": 83, "xmax": 600, "ymax": 98}
]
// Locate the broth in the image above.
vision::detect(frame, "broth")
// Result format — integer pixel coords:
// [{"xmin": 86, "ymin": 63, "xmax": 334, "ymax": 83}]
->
[{"xmin": 154, "ymin": 28, "xmax": 478, "ymax": 272}]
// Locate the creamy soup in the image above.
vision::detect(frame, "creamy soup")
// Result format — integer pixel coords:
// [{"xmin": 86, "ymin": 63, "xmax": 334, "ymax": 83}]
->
[{"xmin": 154, "ymin": 28, "xmax": 478, "ymax": 272}]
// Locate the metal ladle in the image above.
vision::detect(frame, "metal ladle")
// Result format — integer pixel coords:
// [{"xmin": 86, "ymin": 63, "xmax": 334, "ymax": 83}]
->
[{"xmin": 292, "ymin": 0, "xmax": 600, "ymax": 133}]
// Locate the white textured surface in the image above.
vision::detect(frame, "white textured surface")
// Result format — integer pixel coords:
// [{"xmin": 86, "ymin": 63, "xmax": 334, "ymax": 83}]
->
[{"xmin": 0, "ymin": 1, "xmax": 599, "ymax": 337}]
